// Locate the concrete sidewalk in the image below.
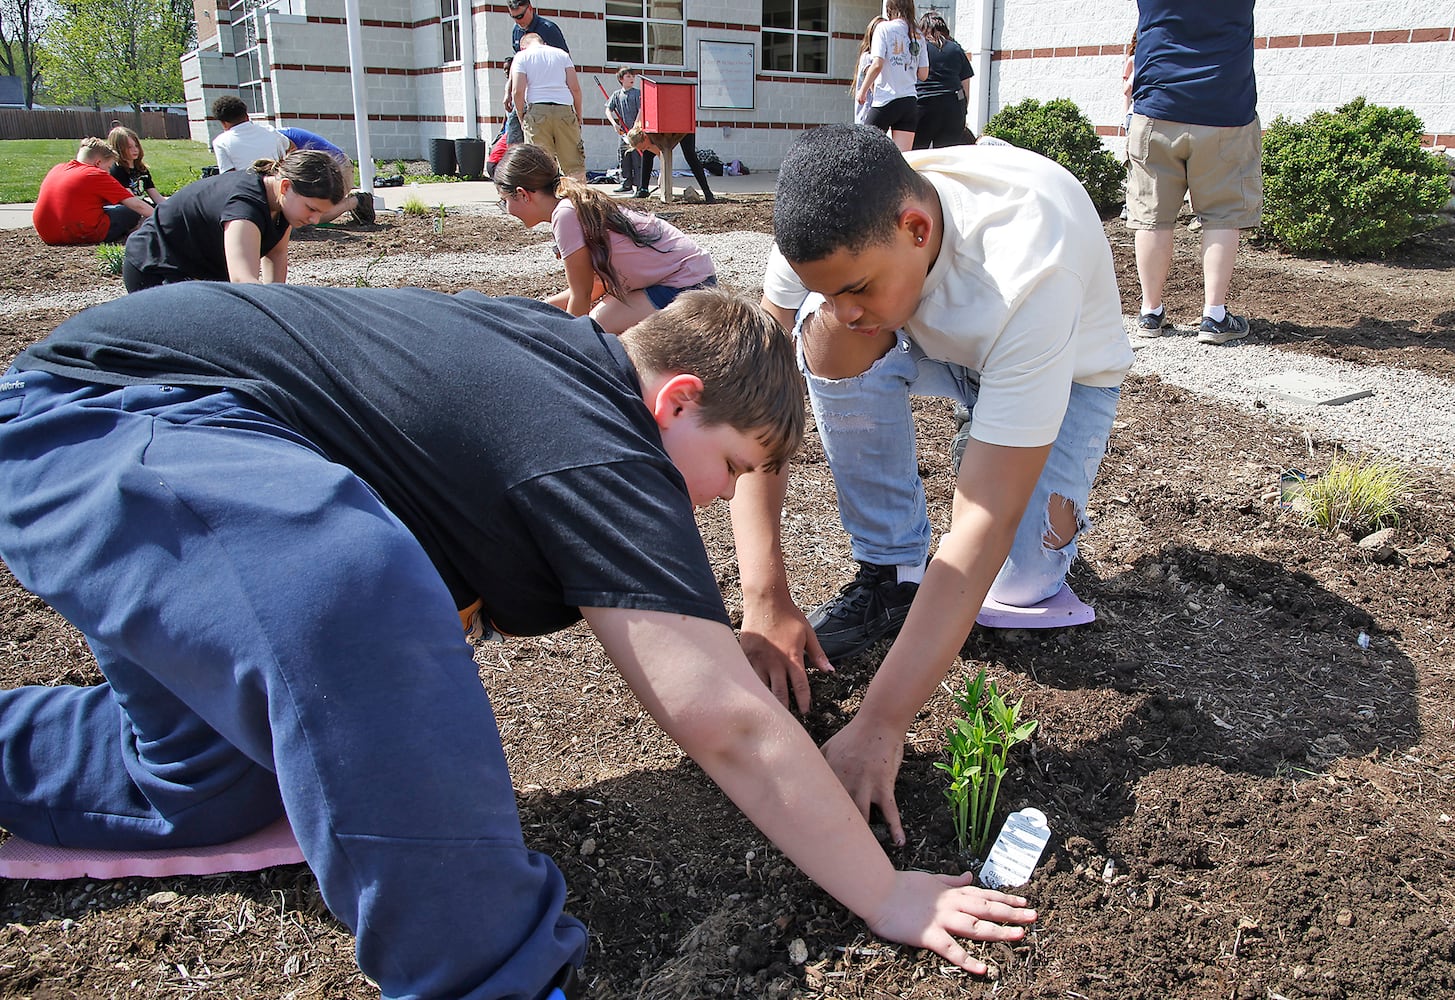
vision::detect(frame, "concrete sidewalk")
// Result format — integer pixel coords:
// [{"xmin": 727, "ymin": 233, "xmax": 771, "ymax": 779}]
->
[{"xmin": 0, "ymin": 171, "xmax": 777, "ymax": 231}]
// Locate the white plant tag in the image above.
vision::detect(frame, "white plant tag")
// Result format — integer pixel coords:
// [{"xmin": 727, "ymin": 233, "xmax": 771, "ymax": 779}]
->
[{"xmin": 977, "ymin": 807, "xmax": 1051, "ymax": 890}]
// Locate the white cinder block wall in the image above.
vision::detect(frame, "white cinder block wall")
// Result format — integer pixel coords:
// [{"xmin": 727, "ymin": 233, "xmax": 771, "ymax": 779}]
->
[
  {"xmin": 184, "ymin": 1, "xmax": 1454, "ymax": 167},
  {"xmin": 969, "ymin": 0, "xmax": 1454, "ymax": 156}
]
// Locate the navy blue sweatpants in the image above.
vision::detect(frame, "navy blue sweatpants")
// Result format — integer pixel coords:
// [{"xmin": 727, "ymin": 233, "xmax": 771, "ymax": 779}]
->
[{"xmin": 0, "ymin": 371, "xmax": 586, "ymax": 1000}]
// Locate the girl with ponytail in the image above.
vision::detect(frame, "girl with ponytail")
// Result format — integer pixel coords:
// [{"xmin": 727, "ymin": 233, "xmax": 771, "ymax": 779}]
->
[
  {"xmin": 123, "ymin": 149, "xmax": 345, "ymax": 292},
  {"xmin": 495, "ymin": 144, "xmax": 716, "ymax": 334}
]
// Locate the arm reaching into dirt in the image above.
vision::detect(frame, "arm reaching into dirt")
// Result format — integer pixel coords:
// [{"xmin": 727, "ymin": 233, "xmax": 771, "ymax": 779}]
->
[
  {"xmin": 822, "ymin": 438, "xmax": 1051, "ymax": 846},
  {"xmin": 583, "ymin": 605, "xmax": 1037, "ymax": 970},
  {"xmin": 730, "ymin": 467, "xmax": 831, "ymax": 714}
]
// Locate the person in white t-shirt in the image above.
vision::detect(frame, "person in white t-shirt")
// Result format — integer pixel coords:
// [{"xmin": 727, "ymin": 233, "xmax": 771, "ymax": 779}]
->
[
  {"xmin": 210, "ymin": 96, "xmax": 290, "ymax": 174},
  {"xmin": 509, "ymin": 34, "xmax": 585, "ymax": 180},
  {"xmin": 855, "ymin": 0, "xmax": 929, "ymax": 150},
  {"xmin": 736, "ymin": 125, "xmax": 1132, "ymax": 846}
]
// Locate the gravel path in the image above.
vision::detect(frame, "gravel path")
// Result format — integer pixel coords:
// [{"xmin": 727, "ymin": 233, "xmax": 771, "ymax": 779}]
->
[{"xmin": 11, "ymin": 229, "xmax": 1451, "ymax": 472}]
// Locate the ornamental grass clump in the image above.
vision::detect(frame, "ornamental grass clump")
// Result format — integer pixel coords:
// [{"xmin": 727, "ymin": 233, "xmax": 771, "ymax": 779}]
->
[
  {"xmin": 399, "ymin": 192, "xmax": 433, "ymax": 216},
  {"xmin": 934, "ymin": 668, "xmax": 1038, "ymax": 857},
  {"xmin": 1300, "ymin": 454, "xmax": 1411, "ymax": 537}
]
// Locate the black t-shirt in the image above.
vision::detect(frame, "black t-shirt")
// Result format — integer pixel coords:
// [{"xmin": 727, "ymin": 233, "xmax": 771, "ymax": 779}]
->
[
  {"xmin": 917, "ymin": 38, "xmax": 973, "ymax": 100},
  {"xmin": 110, "ymin": 162, "xmax": 155, "ymax": 201},
  {"xmin": 16, "ymin": 284, "xmax": 729, "ymax": 636},
  {"xmin": 124, "ymin": 170, "xmax": 287, "ymax": 283}
]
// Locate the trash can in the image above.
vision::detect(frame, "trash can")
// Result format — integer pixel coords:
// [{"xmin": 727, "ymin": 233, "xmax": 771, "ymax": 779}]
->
[
  {"xmin": 427, "ymin": 137, "xmax": 456, "ymax": 177},
  {"xmin": 454, "ymin": 138, "xmax": 487, "ymax": 180}
]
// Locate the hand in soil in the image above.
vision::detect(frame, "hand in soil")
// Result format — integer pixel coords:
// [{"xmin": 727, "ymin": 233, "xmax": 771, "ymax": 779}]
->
[
  {"xmin": 823, "ymin": 714, "xmax": 908, "ymax": 845},
  {"xmin": 865, "ymin": 868, "xmax": 1036, "ymax": 974},
  {"xmin": 738, "ymin": 589, "xmax": 832, "ymax": 713}
]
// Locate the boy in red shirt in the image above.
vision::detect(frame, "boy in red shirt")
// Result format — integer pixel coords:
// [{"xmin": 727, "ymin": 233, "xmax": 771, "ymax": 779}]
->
[{"xmin": 32, "ymin": 137, "xmax": 154, "ymax": 246}]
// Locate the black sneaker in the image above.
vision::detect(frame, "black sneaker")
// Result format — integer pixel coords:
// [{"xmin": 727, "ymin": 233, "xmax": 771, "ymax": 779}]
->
[
  {"xmin": 613, "ymin": 183, "xmax": 634, "ymax": 193},
  {"xmin": 808, "ymin": 562, "xmax": 919, "ymax": 662},
  {"xmin": 351, "ymin": 190, "xmax": 375, "ymax": 225},
  {"xmin": 1135, "ymin": 309, "xmax": 1169, "ymax": 338},
  {"xmin": 1197, "ymin": 311, "xmax": 1250, "ymax": 345},
  {"xmin": 633, "ymin": 187, "xmax": 652, "ymax": 198}
]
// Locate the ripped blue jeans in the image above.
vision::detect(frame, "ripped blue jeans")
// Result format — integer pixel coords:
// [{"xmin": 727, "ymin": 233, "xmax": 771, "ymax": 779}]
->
[{"xmin": 800, "ymin": 334, "xmax": 1120, "ymax": 606}]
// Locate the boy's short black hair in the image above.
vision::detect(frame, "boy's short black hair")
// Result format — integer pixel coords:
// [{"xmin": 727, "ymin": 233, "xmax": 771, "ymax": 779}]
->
[
  {"xmin": 773, "ymin": 124, "xmax": 932, "ymax": 263},
  {"xmin": 211, "ymin": 95, "xmax": 248, "ymax": 124}
]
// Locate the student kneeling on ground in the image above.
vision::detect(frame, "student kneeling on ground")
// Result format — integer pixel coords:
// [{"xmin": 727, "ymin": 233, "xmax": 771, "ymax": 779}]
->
[
  {"xmin": 735, "ymin": 125, "xmax": 1131, "ymax": 846},
  {"xmin": 32, "ymin": 137, "xmax": 154, "ymax": 246},
  {"xmin": 497, "ymin": 143, "xmax": 716, "ymax": 333},
  {"xmin": 122, "ymin": 149, "xmax": 345, "ymax": 292},
  {"xmin": 0, "ymin": 285, "xmax": 1037, "ymax": 1000}
]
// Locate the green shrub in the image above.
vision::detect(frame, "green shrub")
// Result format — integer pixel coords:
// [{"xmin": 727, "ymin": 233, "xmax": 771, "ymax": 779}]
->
[
  {"xmin": 983, "ymin": 97, "xmax": 1127, "ymax": 215},
  {"xmin": 1261, "ymin": 98, "xmax": 1451, "ymax": 256}
]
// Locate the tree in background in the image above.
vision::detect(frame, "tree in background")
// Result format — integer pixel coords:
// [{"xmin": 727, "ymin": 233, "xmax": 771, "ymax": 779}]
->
[
  {"xmin": 40, "ymin": 0, "xmax": 190, "ymax": 112},
  {"xmin": 0, "ymin": 0, "xmax": 47, "ymax": 108}
]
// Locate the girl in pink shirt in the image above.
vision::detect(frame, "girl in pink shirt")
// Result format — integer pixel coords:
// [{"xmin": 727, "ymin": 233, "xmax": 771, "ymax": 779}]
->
[{"xmin": 495, "ymin": 144, "xmax": 716, "ymax": 333}]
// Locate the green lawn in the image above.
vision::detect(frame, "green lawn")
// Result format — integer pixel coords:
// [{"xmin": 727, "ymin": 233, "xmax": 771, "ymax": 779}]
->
[{"xmin": 0, "ymin": 139, "xmax": 218, "ymax": 203}]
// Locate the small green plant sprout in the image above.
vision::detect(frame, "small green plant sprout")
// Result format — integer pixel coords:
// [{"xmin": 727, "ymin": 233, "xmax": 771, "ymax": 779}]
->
[
  {"xmin": 96, "ymin": 243, "xmax": 126, "ymax": 276},
  {"xmin": 934, "ymin": 668, "xmax": 1038, "ymax": 857},
  {"xmin": 353, "ymin": 250, "xmax": 387, "ymax": 288},
  {"xmin": 434, "ymin": 202, "xmax": 447, "ymax": 233},
  {"xmin": 1299, "ymin": 454, "xmax": 1411, "ymax": 537}
]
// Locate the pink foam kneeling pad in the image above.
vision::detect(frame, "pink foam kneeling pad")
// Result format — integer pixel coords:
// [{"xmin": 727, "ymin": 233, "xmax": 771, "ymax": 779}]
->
[
  {"xmin": 0, "ymin": 818, "xmax": 304, "ymax": 880},
  {"xmin": 975, "ymin": 583, "xmax": 1096, "ymax": 629}
]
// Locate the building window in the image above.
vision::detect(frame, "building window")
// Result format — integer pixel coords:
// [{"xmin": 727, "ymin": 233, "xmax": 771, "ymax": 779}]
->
[
  {"xmin": 762, "ymin": 0, "xmax": 828, "ymax": 74},
  {"xmin": 441, "ymin": 0, "xmax": 461, "ymax": 63},
  {"xmin": 605, "ymin": 0, "xmax": 684, "ymax": 67},
  {"xmin": 234, "ymin": 6, "xmax": 269, "ymax": 116}
]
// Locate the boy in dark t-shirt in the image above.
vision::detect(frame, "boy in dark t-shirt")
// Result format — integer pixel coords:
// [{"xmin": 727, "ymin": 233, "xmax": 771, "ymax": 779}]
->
[{"xmin": 0, "ymin": 285, "xmax": 1036, "ymax": 1000}]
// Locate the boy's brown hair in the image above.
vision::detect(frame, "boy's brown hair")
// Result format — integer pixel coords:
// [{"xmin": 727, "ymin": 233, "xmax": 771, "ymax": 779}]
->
[
  {"xmin": 620, "ymin": 289, "xmax": 805, "ymax": 472},
  {"xmin": 616, "ymin": 66, "xmax": 636, "ymax": 82}
]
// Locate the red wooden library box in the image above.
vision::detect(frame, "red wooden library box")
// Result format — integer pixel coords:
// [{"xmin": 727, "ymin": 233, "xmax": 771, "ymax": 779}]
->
[{"xmin": 640, "ymin": 79, "xmax": 696, "ymax": 134}]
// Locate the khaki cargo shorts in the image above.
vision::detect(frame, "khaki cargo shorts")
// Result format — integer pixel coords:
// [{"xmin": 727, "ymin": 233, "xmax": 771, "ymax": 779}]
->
[
  {"xmin": 523, "ymin": 103, "xmax": 586, "ymax": 177},
  {"xmin": 1125, "ymin": 114, "xmax": 1263, "ymax": 231}
]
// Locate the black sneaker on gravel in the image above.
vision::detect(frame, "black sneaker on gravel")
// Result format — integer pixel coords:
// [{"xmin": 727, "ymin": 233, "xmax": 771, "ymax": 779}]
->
[
  {"xmin": 808, "ymin": 561, "xmax": 919, "ymax": 662},
  {"xmin": 1197, "ymin": 311, "xmax": 1250, "ymax": 345},
  {"xmin": 1136, "ymin": 309, "xmax": 1169, "ymax": 338},
  {"xmin": 351, "ymin": 190, "xmax": 376, "ymax": 225}
]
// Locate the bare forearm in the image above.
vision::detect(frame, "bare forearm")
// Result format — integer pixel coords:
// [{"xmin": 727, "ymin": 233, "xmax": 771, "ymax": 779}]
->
[
  {"xmin": 730, "ymin": 466, "xmax": 792, "ymax": 603},
  {"xmin": 857, "ymin": 510, "xmax": 1014, "ymax": 732}
]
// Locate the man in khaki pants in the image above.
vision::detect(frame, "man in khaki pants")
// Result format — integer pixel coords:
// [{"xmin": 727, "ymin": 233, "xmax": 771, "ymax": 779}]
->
[
  {"xmin": 509, "ymin": 33, "xmax": 586, "ymax": 181},
  {"xmin": 1126, "ymin": 1, "xmax": 1262, "ymax": 346}
]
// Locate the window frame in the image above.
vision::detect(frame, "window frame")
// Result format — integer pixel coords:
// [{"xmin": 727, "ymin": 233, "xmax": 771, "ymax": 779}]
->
[
  {"xmin": 760, "ymin": 0, "xmax": 830, "ymax": 77},
  {"xmin": 605, "ymin": 0, "xmax": 687, "ymax": 69},
  {"xmin": 440, "ymin": 0, "xmax": 462, "ymax": 65}
]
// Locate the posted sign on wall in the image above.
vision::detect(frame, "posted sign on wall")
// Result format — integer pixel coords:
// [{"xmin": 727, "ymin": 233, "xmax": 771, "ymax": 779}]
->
[{"xmin": 698, "ymin": 40, "xmax": 755, "ymax": 110}]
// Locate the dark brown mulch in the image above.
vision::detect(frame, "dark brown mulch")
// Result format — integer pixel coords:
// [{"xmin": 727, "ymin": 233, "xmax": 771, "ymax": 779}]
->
[{"xmin": 2, "ymin": 207, "xmax": 1453, "ymax": 1000}]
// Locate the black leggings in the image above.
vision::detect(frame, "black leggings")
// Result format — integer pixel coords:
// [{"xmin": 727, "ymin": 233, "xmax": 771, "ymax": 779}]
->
[
  {"xmin": 912, "ymin": 92, "xmax": 974, "ymax": 149},
  {"xmin": 639, "ymin": 133, "xmax": 715, "ymax": 202}
]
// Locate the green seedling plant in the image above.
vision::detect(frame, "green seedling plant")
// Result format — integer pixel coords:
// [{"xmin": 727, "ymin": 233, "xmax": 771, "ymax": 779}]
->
[
  {"xmin": 95, "ymin": 243, "xmax": 126, "ymax": 276},
  {"xmin": 934, "ymin": 668, "xmax": 1038, "ymax": 857}
]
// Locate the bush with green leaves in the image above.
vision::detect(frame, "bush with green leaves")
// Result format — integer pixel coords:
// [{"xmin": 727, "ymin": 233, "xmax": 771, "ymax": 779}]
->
[
  {"xmin": 1261, "ymin": 98, "xmax": 1451, "ymax": 256},
  {"xmin": 983, "ymin": 97, "xmax": 1127, "ymax": 215}
]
